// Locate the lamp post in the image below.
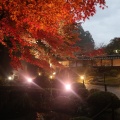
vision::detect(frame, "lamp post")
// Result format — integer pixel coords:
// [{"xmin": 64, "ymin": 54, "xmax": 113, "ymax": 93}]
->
[
  {"xmin": 49, "ymin": 72, "xmax": 56, "ymax": 100},
  {"xmin": 26, "ymin": 77, "xmax": 33, "ymax": 88},
  {"xmin": 49, "ymin": 75, "xmax": 53, "ymax": 101},
  {"xmin": 103, "ymin": 72, "xmax": 107, "ymax": 92},
  {"xmin": 81, "ymin": 75, "xmax": 85, "ymax": 86},
  {"xmin": 8, "ymin": 75, "xmax": 14, "ymax": 86}
]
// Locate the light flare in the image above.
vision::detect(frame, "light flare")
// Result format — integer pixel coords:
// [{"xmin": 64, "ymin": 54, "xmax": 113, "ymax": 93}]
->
[
  {"xmin": 27, "ymin": 77, "xmax": 32, "ymax": 83},
  {"xmin": 65, "ymin": 84, "xmax": 71, "ymax": 91}
]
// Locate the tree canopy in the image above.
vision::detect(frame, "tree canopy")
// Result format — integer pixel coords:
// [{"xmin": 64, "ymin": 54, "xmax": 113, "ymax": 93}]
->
[
  {"xmin": 75, "ymin": 24, "xmax": 104, "ymax": 57},
  {"xmin": 75, "ymin": 24, "xmax": 95, "ymax": 54},
  {"xmin": 105, "ymin": 37, "xmax": 120, "ymax": 55},
  {"xmin": 0, "ymin": 0, "xmax": 106, "ymax": 70}
]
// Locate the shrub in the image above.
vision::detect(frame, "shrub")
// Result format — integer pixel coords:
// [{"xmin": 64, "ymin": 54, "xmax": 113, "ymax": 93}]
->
[
  {"xmin": 70, "ymin": 116, "xmax": 93, "ymax": 120},
  {"xmin": 110, "ymin": 69, "xmax": 119, "ymax": 77},
  {"xmin": 88, "ymin": 89, "xmax": 100, "ymax": 95},
  {"xmin": 87, "ymin": 91, "xmax": 120, "ymax": 115},
  {"xmin": 71, "ymin": 82, "xmax": 89, "ymax": 99}
]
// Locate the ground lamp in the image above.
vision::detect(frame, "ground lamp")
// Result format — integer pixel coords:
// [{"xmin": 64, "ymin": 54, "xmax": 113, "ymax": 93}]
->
[
  {"xmin": 80, "ymin": 75, "xmax": 85, "ymax": 85},
  {"xmin": 27, "ymin": 78, "xmax": 33, "ymax": 83},
  {"xmin": 8, "ymin": 75, "xmax": 14, "ymax": 81},
  {"xmin": 103, "ymin": 72, "xmax": 107, "ymax": 92},
  {"xmin": 65, "ymin": 84, "xmax": 71, "ymax": 91}
]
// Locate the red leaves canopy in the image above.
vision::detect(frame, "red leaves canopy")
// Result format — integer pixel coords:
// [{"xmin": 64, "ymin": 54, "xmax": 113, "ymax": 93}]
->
[{"xmin": 0, "ymin": 0, "xmax": 106, "ymax": 70}]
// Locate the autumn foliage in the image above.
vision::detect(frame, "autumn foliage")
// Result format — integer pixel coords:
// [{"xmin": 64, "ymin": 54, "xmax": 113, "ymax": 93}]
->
[{"xmin": 0, "ymin": 0, "xmax": 106, "ymax": 70}]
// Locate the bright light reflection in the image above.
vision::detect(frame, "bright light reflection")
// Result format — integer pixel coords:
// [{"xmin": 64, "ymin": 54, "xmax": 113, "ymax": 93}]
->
[
  {"xmin": 38, "ymin": 72, "xmax": 42, "ymax": 76},
  {"xmin": 50, "ymin": 75, "xmax": 53, "ymax": 79},
  {"xmin": 8, "ymin": 76, "xmax": 12, "ymax": 80},
  {"xmin": 81, "ymin": 76, "xmax": 84, "ymax": 80},
  {"xmin": 27, "ymin": 78, "xmax": 32, "ymax": 83},
  {"xmin": 53, "ymin": 72, "xmax": 56, "ymax": 75},
  {"xmin": 56, "ymin": 77, "xmax": 81, "ymax": 99},
  {"xmin": 65, "ymin": 84, "xmax": 71, "ymax": 90}
]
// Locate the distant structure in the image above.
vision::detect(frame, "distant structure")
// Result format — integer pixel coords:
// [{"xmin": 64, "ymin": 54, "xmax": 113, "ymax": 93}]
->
[{"xmin": 60, "ymin": 54, "xmax": 120, "ymax": 68}]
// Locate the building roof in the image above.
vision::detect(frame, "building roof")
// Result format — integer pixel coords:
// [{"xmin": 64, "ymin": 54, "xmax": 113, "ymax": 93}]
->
[{"xmin": 77, "ymin": 54, "xmax": 120, "ymax": 60}]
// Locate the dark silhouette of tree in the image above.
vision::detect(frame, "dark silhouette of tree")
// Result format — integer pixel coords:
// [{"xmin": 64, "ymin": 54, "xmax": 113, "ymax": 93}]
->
[
  {"xmin": 75, "ymin": 24, "xmax": 95, "ymax": 56},
  {"xmin": 105, "ymin": 37, "xmax": 120, "ymax": 55},
  {"xmin": 0, "ymin": 44, "xmax": 12, "ymax": 77}
]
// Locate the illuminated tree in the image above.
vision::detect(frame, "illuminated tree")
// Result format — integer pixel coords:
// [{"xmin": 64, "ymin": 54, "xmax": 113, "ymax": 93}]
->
[{"xmin": 0, "ymin": 0, "xmax": 106, "ymax": 70}]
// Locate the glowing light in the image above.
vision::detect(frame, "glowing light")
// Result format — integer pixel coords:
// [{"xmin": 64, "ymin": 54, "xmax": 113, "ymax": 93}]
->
[
  {"xmin": 80, "ymin": 76, "xmax": 84, "ymax": 80},
  {"xmin": 38, "ymin": 72, "xmax": 41, "ymax": 76},
  {"xmin": 8, "ymin": 76, "xmax": 12, "ymax": 80},
  {"xmin": 65, "ymin": 84, "xmax": 71, "ymax": 90},
  {"xmin": 50, "ymin": 63, "xmax": 52, "ymax": 68},
  {"xmin": 27, "ymin": 78, "xmax": 32, "ymax": 83},
  {"xmin": 50, "ymin": 75, "xmax": 53, "ymax": 79},
  {"xmin": 53, "ymin": 72, "xmax": 56, "ymax": 75}
]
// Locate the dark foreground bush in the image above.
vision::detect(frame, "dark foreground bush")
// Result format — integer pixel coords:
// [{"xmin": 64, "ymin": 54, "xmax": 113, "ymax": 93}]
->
[
  {"xmin": 87, "ymin": 91, "xmax": 120, "ymax": 115},
  {"xmin": 70, "ymin": 116, "xmax": 93, "ymax": 120},
  {"xmin": 89, "ymin": 89, "xmax": 100, "ymax": 95}
]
